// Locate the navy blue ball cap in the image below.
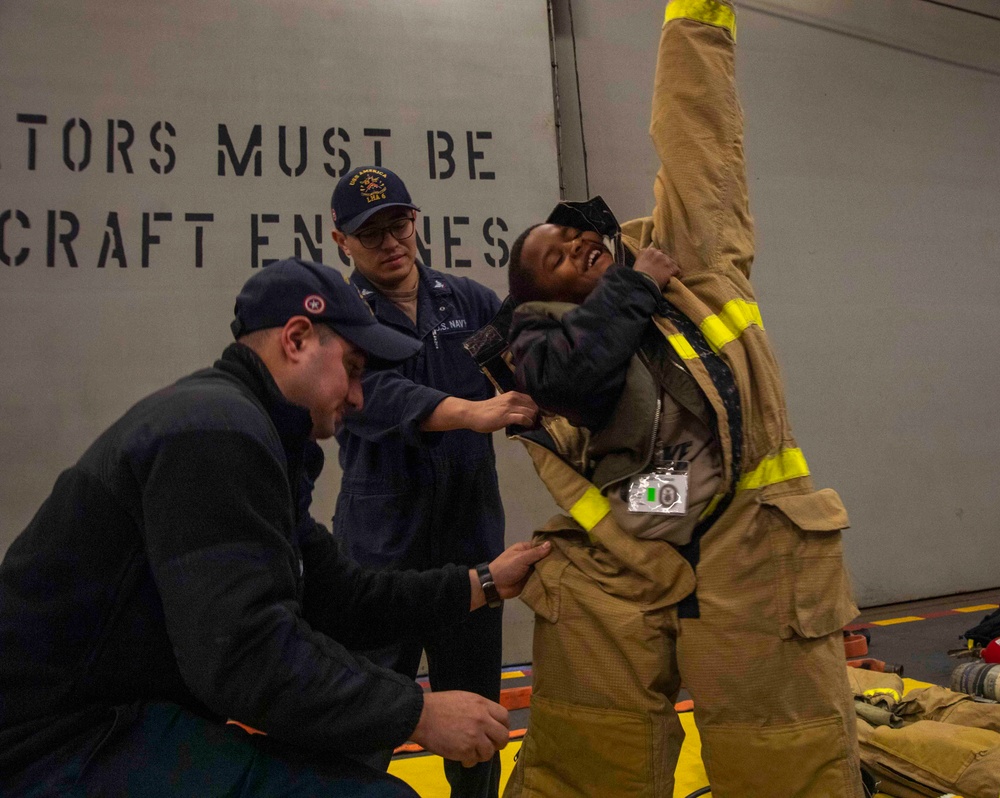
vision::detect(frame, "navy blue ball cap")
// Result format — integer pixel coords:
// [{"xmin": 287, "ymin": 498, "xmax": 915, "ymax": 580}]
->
[
  {"xmin": 231, "ymin": 257, "xmax": 420, "ymax": 362},
  {"xmin": 331, "ymin": 166, "xmax": 420, "ymax": 235}
]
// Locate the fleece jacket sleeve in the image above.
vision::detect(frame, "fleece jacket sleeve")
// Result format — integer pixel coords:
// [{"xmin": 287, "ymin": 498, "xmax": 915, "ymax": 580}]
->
[
  {"xmin": 297, "ymin": 517, "xmax": 472, "ymax": 650},
  {"xmin": 138, "ymin": 425, "xmax": 431, "ymax": 756}
]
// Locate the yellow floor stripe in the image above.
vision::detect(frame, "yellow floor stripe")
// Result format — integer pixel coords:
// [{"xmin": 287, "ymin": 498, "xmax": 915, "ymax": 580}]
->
[
  {"xmin": 501, "ymin": 670, "xmax": 525, "ymax": 680},
  {"xmin": 672, "ymin": 712, "xmax": 709, "ymax": 798},
  {"xmin": 389, "ymin": 740, "xmax": 522, "ymax": 798},
  {"xmin": 954, "ymin": 603, "xmax": 999, "ymax": 613},
  {"xmin": 870, "ymin": 615, "xmax": 925, "ymax": 626}
]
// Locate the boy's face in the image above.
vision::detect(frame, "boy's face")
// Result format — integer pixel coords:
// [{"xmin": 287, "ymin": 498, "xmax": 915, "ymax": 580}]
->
[{"xmin": 520, "ymin": 224, "xmax": 614, "ymax": 304}]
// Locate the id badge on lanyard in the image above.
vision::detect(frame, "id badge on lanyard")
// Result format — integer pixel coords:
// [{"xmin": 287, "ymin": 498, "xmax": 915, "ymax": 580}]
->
[{"xmin": 627, "ymin": 461, "xmax": 689, "ymax": 516}]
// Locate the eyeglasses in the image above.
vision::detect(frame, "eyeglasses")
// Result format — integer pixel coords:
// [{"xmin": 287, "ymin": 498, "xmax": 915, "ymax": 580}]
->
[{"xmin": 354, "ymin": 217, "xmax": 416, "ymax": 249}]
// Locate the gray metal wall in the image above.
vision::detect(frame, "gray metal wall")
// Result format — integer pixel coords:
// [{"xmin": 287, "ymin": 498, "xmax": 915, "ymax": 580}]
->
[
  {"xmin": 0, "ymin": 0, "xmax": 561, "ymax": 665},
  {"xmin": 2, "ymin": 1, "xmax": 999, "ymax": 668}
]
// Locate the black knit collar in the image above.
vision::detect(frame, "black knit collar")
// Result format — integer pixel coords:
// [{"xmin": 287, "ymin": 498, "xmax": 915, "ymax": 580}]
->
[{"xmin": 214, "ymin": 343, "xmax": 316, "ymax": 468}]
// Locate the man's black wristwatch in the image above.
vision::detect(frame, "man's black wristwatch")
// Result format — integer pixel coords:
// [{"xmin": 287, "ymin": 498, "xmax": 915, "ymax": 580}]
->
[{"xmin": 476, "ymin": 562, "xmax": 503, "ymax": 609}]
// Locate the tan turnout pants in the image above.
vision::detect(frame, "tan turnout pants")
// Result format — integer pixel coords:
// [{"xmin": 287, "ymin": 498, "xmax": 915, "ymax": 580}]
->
[{"xmin": 505, "ymin": 489, "xmax": 862, "ymax": 797}]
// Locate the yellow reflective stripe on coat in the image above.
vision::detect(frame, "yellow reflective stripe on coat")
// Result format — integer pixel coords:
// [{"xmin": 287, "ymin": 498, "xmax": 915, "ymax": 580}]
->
[
  {"xmin": 667, "ymin": 333, "xmax": 699, "ymax": 361},
  {"xmin": 737, "ymin": 448, "xmax": 809, "ymax": 491},
  {"xmin": 863, "ymin": 687, "xmax": 901, "ymax": 703},
  {"xmin": 700, "ymin": 298, "xmax": 763, "ymax": 353},
  {"xmin": 664, "ymin": 0, "xmax": 736, "ymax": 39},
  {"xmin": 569, "ymin": 486, "xmax": 611, "ymax": 531}
]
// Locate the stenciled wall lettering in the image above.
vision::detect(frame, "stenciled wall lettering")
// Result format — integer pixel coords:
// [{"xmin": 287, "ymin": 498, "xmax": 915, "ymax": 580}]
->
[{"xmin": 3, "ymin": 114, "xmax": 511, "ymax": 271}]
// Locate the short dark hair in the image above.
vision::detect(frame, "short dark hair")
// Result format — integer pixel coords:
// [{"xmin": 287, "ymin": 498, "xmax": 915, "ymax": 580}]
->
[
  {"xmin": 507, "ymin": 223, "xmax": 544, "ymax": 305},
  {"xmin": 315, "ymin": 322, "xmax": 338, "ymax": 343}
]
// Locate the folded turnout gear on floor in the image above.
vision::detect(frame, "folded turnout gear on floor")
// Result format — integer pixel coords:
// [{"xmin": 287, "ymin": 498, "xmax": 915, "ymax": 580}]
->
[{"xmin": 847, "ymin": 666, "xmax": 1000, "ymax": 798}]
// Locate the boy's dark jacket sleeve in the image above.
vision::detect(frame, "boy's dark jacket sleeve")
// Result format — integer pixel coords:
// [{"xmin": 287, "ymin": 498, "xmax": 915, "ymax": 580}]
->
[{"xmin": 510, "ymin": 265, "xmax": 662, "ymax": 429}]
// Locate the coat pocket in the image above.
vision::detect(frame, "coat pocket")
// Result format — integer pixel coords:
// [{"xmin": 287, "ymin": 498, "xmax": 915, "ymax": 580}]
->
[
  {"xmin": 762, "ymin": 486, "xmax": 858, "ymax": 640},
  {"xmin": 519, "ymin": 547, "xmax": 571, "ymax": 624}
]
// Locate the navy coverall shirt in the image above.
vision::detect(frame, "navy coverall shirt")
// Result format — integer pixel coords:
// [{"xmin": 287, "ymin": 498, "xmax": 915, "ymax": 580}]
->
[{"xmin": 334, "ymin": 263, "xmax": 505, "ymax": 571}]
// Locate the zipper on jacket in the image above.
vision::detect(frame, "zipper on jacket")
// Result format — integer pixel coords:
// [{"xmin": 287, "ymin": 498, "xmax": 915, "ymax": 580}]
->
[
  {"xmin": 432, "ymin": 328, "xmax": 440, "ymax": 349},
  {"xmin": 641, "ymin": 396, "xmax": 662, "ymax": 473},
  {"xmin": 598, "ymin": 396, "xmax": 662, "ymax": 491}
]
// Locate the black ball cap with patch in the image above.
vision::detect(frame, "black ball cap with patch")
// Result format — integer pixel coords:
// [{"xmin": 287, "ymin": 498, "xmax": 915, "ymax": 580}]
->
[{"xmin": 231, "ymin": 257, "xmax": 420, "ymax": 362}]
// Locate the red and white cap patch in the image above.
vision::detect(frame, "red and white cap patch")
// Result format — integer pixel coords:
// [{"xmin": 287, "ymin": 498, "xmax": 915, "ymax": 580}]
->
[{"xmin": 303, "ymin": 295, "xmax": 326, "ymax": 315}]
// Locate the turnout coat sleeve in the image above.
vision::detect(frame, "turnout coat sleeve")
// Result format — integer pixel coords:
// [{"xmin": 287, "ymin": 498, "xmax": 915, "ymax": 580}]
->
[
  {"xmin": 623, "ymin": 5, "xmax": 754, "ymax": 286},
  {"xmin": 139, "ymin": 407, "xmax": 468, "ymax": 755},
  {"xmin": 510, "ymin": 266, "xmax": 662, "ymax": 429}
]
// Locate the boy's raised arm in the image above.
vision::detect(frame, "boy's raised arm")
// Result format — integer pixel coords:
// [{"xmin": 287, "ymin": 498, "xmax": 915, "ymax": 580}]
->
[{"xmin": 646, "ymin": 1, "xmax": 754, "ymax": 280}]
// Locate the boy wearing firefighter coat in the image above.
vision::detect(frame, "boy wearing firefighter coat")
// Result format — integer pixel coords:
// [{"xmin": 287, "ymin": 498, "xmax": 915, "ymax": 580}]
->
[{"xmin": 497, "ymin": 2, "xmax": 863, "ymax": 795}]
